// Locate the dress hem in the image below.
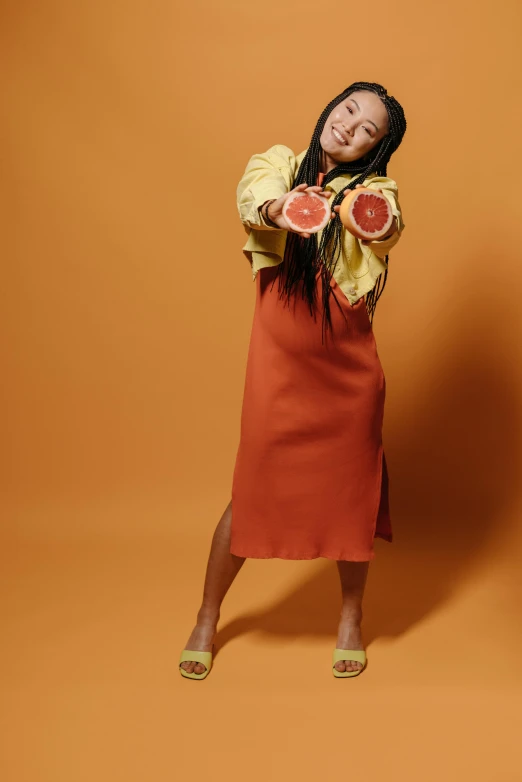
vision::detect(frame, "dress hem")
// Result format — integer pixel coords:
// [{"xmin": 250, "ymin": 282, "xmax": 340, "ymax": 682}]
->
[{"xmin": 229, "ymin": 531, "xmax": 391, "ymax": 562}]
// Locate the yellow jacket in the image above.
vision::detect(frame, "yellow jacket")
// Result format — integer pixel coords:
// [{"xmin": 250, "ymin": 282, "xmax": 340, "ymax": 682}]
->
[{"xmin": 236, "ymin": 144, "xmax": 405, "ymax": 306}]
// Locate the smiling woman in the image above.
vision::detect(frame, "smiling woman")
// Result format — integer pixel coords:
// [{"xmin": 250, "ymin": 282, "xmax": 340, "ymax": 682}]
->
[{"xmin": 180, "ymin": 81, "xmax": 408, "ymax": 682}]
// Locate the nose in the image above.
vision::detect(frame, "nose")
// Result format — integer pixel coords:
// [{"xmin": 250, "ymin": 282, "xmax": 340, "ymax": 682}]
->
[{"xmin": 342, "ymin": 122, "xmax": 355, "ymax": 137}]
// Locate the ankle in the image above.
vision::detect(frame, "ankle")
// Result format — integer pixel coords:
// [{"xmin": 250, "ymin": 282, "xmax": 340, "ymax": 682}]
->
[
  {"xmin": 339, "ymin": 608, "xmax": 363, "ymax": 624},
  {"xmin": 196, "ymin": 606, "xmax": 220, "ymax": 626}
]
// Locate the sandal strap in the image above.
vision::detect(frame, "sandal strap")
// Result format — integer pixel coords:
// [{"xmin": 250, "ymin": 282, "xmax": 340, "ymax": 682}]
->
[
  {"xmin": 179, "ymin": 649, "xmax": 213, "ymax": 667},
  {"xmin": 332, "ymin": 648, "xmax": 366, "ymax": 666}
]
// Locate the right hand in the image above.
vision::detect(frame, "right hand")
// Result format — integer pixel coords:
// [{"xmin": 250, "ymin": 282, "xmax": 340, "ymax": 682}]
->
[{"xmin": 261, "ymin": 183, "xmax": 332, "ymax": 239}]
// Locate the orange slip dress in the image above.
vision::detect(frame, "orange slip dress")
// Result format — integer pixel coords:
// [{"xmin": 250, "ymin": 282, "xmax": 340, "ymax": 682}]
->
[{"xmin": 230, "ymin": 177, "xmax": 392, "ymax": 562}]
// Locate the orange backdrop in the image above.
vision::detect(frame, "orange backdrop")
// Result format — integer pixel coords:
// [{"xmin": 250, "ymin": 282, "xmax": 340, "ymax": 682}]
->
[{"xmin": 2, "ymin": 1, "xmax": 522, "ymax": 780}]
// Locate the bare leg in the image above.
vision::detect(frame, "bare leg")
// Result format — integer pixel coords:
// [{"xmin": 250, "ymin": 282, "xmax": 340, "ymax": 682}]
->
[
  {"xmin": 180, "ymin": 500, "xmax": 245, "ymax": 674},
  {"xmin": 334, "ymin": 560, "xmax": 369, "ymax": 673}
]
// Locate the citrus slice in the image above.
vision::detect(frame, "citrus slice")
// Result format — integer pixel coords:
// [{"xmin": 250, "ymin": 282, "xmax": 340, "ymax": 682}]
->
[
  {"xmin": 339, "ymin": 188, "xmax": 393, "ymax": 241},
  {"xmin": 282, "ymin": 191, "xmax": 331, "ymax": 234}
]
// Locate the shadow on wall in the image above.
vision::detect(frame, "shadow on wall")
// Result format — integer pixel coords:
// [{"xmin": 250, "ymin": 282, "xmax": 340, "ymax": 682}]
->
[{"xmin": 216, "ymin": 290, "xmax": 522, "ymax": 650}]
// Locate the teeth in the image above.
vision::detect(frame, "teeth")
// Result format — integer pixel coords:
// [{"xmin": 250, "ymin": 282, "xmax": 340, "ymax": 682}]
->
[{"xmin": 332, "ymin": 128, "xmax": 346, "ymax": 144}]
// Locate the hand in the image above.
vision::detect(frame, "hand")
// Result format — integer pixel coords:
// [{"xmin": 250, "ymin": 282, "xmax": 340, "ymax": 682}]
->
[
  {"xmin": 331, "ymin": 185, "xmax": 397, "ymax": 244},
  {"xmin": 262, "ymin": 183, "xmax": 332, "ymax": 239}
]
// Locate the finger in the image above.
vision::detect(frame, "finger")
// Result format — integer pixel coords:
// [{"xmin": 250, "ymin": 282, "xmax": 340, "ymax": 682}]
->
[
  {"xmin": 333, "ymin": 205, "xmax": 340, "ymax": 213},
  {"xmin": 305, "ymin": 186, "xmax": 332, "ymax": 199},
  {"xmin": 354, "ymin": 184, "xmax": 366, "ymax": 190},
  {"xmin": 305, "ymin": 185, "xmax": 329, "ymax": 192}
]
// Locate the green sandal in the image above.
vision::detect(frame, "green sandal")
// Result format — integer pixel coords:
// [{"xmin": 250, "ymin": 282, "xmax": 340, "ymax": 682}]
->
[
  {"xmin": 332, "ymin": 648, "xmax": 367, "ymax": 678},
  {"xmin": 179, "ymin": 646, "xmax": 214, "ymax": 680}
]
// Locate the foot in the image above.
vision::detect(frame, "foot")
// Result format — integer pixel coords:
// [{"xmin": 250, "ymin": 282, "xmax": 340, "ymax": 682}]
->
[
  {"xmin": 180, "ymin": 614, "xmax": 218, "ymax": 675},
  {"xmin": 335, "ymin": 613, "xmax": 365, "ymax": 674}
]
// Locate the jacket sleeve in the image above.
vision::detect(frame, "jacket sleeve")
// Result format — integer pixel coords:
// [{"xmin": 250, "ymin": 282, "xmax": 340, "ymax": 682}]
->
[
  {"xmin": 360, "ymin": 175, "xmax": 405, "ymax": 259},
  {"xmin": 236, "ymin": 145, "xmax": 297, "ymax": 231}
]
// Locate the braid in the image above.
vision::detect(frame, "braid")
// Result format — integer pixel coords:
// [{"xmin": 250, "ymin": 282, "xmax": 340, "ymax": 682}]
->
[{"xmin": 277, "ymin": 82, "xmax": 407, "ymax": 336}]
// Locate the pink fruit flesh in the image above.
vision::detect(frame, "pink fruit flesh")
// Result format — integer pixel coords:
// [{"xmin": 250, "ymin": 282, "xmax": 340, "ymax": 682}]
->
[
  {"xmin": 283, "ymin": 192, "xmax": 330, "ymax": 233},
  {"xmin": 350, "ymin": 192, "xmax": 392, "ymax": 238}
]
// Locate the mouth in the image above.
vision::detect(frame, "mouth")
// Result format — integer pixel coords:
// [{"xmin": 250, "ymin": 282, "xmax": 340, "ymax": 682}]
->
[{"xmin": 332, "ymin": 126, "xmax": 349, "ymax": 146}]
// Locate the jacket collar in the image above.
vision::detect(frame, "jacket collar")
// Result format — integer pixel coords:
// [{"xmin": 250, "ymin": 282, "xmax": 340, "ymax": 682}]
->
[{"xmin": 297, "ymin": 148, "xmax": 357, "ymax": 194}]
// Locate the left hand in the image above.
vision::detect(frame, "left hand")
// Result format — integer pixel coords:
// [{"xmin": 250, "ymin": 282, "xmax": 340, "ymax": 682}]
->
[{"xmin": 330, "ymin": 185, "xmax": 397, "ymax": 244}]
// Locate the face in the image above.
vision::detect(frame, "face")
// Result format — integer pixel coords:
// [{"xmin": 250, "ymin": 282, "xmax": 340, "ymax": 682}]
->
[{"xmin": 319, "ymin": 90, "xmax": 390, "ymax": 172}]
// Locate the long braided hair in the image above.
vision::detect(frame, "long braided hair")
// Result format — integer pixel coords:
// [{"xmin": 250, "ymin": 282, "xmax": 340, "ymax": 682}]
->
[{"xmin": 278, "ymin": 82, "xmax": 407, "ymax": 334}]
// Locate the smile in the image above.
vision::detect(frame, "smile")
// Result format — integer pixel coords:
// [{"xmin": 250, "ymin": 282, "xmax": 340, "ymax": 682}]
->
[{"xmin": 332, "ymin": 127, "xmax": 348, "ymax": 145}]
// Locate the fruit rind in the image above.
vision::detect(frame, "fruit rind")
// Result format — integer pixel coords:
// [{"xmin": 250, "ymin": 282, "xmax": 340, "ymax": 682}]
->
[{"xmin": 339, "ymin": 188, "xmax": 393, "ymax": 241}]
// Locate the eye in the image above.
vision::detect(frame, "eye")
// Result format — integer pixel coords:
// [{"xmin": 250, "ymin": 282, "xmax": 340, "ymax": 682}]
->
[
  {"xmin": 364, "ymin": 127, "xmax": 372, "ymax": 136},
  {"xmin": 346, "ymin": 105, "xmax": 353, "ymax": 114}
]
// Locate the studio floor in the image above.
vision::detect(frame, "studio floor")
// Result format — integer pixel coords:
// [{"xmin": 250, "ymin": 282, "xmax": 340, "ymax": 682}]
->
[{"xmin": 2, "ymin": 495, "xmax": 521, "ymax": 782}]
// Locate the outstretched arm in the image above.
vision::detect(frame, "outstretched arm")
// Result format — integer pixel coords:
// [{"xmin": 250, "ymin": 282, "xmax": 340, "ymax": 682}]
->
[
  {"xmin": 236, "ymin": 145, "xmax": 295, "ymax": 231},
  {"xmin": 237, "ymin": 145, "xmax": 331, "ymax": 238}
]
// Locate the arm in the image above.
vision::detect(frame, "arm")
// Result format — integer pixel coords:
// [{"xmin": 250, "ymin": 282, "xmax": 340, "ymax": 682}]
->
[{"xmin": 236, "ymin": 145, "xmax": 297, "ymax": 231}]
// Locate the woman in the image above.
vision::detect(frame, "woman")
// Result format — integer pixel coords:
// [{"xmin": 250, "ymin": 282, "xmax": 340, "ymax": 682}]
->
[{"xmin": 179, "ymin": 81, "xmax": 407, "ymax": 680}]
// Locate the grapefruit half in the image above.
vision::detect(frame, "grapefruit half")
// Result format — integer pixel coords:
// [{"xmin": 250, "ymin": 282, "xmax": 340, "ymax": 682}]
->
[
  {"xmin": 282, "ymin": 191, "xmax": 331, "ymax": 234},
  {"xmin": 339, "ymin": 188, "xmax": 393, "ymax": 241}
]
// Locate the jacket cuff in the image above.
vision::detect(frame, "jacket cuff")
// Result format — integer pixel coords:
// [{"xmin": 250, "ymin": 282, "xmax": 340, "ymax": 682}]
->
[
  {"xmin": 242, "ymin": 225, "xmax": 288, "ymax": 261},
  {"xmin": 238, "ymin": 184, "xmax": 287, "ymax": 231}
]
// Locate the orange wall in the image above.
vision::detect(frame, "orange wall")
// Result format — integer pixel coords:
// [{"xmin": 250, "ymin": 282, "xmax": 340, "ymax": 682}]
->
[{"xmin": 2, "ymin": 0, "xmax": 522, "ymax": 548}]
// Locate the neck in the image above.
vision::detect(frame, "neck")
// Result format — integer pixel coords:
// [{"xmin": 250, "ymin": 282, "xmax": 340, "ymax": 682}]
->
[{"xmin": 320, "ymin": 149, "xmax": 339, "ymax": 175}]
